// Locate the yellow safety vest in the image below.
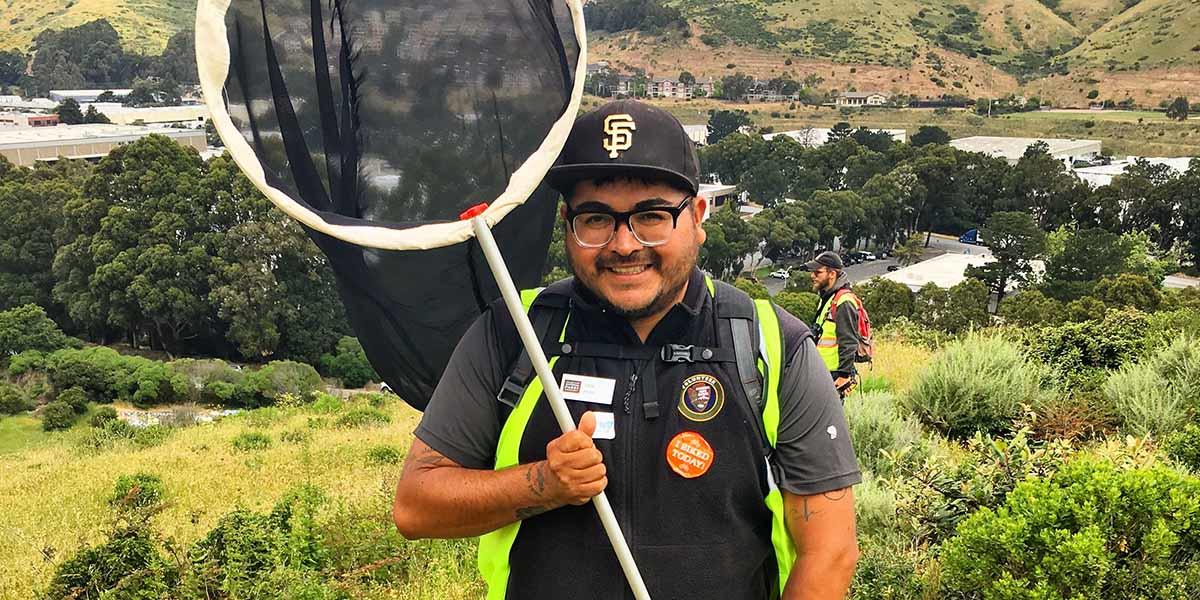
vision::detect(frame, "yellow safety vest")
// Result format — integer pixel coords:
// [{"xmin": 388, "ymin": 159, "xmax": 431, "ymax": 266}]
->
[{"xmin": 814, "ymin": 289, "xmax": 861, "ymax": 372}]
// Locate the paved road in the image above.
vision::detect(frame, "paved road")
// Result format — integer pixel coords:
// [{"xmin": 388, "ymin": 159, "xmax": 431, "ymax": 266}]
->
[{"xmin": 760, "ymin": 233, "xmax": 986, "ymax": 295}]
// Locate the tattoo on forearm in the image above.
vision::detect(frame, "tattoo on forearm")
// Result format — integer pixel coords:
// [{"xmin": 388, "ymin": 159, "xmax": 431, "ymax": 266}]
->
[{"xmin": 525, "ymin": 462, "xmax": 548, "ymax": 498}]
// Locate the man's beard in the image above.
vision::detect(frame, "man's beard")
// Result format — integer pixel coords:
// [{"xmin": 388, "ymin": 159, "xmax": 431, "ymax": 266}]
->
[{"xmin": 570, "ymin": 245, "xmax": 698, "ymax": 320}]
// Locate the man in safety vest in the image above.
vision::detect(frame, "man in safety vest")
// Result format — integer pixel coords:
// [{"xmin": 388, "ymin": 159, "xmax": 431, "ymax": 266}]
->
[
  {"xmin": 805, "ymin": 251, "xmax": 866, "ymax": 399},
  {"xmin": 393, "ymin": 100, "xmax": 860, "ymax": 599}
]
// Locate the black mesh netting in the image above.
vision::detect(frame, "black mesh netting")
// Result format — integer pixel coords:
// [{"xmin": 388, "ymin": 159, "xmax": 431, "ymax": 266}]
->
[{"xmin": 215, "ymin": 0, "xmax": 580, "ymax": 410}]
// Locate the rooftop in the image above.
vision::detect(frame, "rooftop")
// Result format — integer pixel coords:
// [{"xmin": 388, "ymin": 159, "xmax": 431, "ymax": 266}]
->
[
  {"xmin": 950, "ymin": 136, "xmax": 1101, "ymax": 160},
  {"xmin": 840, "ymin": 92, "xmax": 888, "ymax": 99},
  {"xmin": 0, "ymin": 124, "xmax": 204, "ymax": 148}
]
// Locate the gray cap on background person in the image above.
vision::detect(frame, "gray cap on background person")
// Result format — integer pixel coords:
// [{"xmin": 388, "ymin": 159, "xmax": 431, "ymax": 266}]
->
[{"xmin": 802, "ymin": 251, "xmax": 844, "ymax": 272}]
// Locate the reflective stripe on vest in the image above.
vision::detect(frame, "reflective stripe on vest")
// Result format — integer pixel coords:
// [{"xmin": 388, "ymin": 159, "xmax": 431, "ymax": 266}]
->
[
  {"xmin": 814, "ymin": 291, "xmax": 860, "ymax": 372},
  {"xmin": 479, "ymin": 282, "xmax": 793, "ymax": 598},
  {"xmin": 477, "ymin": 288, "xmax": 569, "ymax": 600},
  {"xmin": 754, "ymin": 297, "xmax": 796, "ymax": 597}
]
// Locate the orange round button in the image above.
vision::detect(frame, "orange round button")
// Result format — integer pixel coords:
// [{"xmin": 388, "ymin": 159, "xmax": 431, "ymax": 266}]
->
[{"xmin": 666, "ymin": 431, "xmax": 714, "ymax": 479}]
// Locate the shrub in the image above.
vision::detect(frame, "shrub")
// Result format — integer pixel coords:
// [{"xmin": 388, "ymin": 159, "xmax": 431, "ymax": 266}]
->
[
  {"xmin": 89, "ymin": 405, "xmax": 119, "ymax": 427},
  {"xmin": 75, "ymin": 419, "xmax": 138, "ymax": 453},
  {"xmin": 844, "ymin": 392, "xmax": 924, "ymax": 476},
  {"xmin": 1103, "ymin": 337, "xmax": 1200, "ymax": 436},
  {"xmin": 335, "ymin": 407, "xmax": 391, "ymax": 429},
  {"xmin": 240, "ymin": 360, "xmax": 323, "ymax": 408},
  {"xmin": 280, "ymin": 429, "xmax": 312, "ymax": 444},
  {"xmin": 310, "ymin": 392, "xmax": 344, "ymax": 414},
  {"xmin": 6, "ymin": 349, "xmax": 46, "ymax": 375},
  {"xmin": 41, "ymin": 400, "xmax": 78, "ymax": 431},
  {"xmin": 853, "ymin": 278, "xmax": 914, "ymax": 327},
  {"xmin": 169, "ymin": 358, "xmax": 245, "ymax": 405},
  {"xmin": 915, "ymin": 280, "xmax": 990, "ymax": 334},
  {"xmin": 57, "ymin": 386, "xmax": 88, "ymax": 414},
  {"xmin": 1064, "ymin": 295, "xmax": 1107, "ymax": 322},
  {"xmin": 733, "ymin": 277, "xmax": 769, "ymax": 299},
  {"xmin": 231, "ymin": 431, "xmax": 273, "ymax": 452},
  {"xmin": 1024, "ymin": 308, "xmax": 1151, "ymax": 385},
  {"xmin": 43, "ymin": 525, "xmax": 176, "ymax": 599},
  {"xmin": 940, "ymin": 459, "xmax": 1200, "ymax": 599},
  {"xmin": 851, "ymin": 532, "xmax": 927, "ymax": 600},
  {"xmin": 1146, "ymin": 308, "xmax": 1200, "ymax": 342},
  {"xmin": 1093, "ymin": 273, "xmax": 1161, "ymax": 311},
  {"xmin": 998, "ymin": 290, "xmax": 1064, "ymax": 326},
  {"xmin": 903, "ymin": 333, "xmax": 1051, "ymax": 438},
  {"xmin": 45, "ymin": 347, "xmax": 187, "ymax": 407},
  {"xmin": 0, "ymin": 380, "xmax": 31, "ymax": 415},
  {"xmin": 1164, "ymin": 423, "xmax": 1200, "ymax": 471},
  {"xmin": 773, "ymin": 291, "xmax": 819, "ymax": 324},
  {"xmin": 366, "ymin": 444, "xmax": 403, "ymax": 466},
  {"xmin": 352, "ymin": 391, "xmax": 391, "ymax": 409},
  {"xmin": 319, "ymin": 337, "xmax": 378, "ymax": 389},
  {"xmin": 109, "ymin": 472, "xmax": 166, "ymax": 511},
  {"xmin": 783, "ymin": 270, "xmax": 814, "ymax": 292},
  {"xmin": 185, "ymin": 485, "xmax": 331, "ymax": 596},
  {"xmin": 0, "ymin": 304, "xmax": 73, "ymax": 356},
  {"xmin": 132, "ymin": 424, "xmax": 172, "ymax": 449}
]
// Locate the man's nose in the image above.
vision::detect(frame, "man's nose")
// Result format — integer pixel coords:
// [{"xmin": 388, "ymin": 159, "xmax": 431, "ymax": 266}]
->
[{"xmin": 608, "ymin": 220, "xmax": 643, "ymax": 255}]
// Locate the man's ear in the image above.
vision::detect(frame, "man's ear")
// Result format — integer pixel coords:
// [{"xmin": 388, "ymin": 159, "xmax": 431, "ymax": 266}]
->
[{"xmin": 693, "ymin": 195, "xmax": 708, "ymax": 245}]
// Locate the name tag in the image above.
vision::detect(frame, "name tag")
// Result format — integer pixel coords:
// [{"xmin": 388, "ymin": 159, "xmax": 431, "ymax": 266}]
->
[
  {"xmin": 592, "ymin": 412, "xmax": 615, "ymax": 440},
  {"xmin": 560, "ymin": 373, "xmax": 615, "ymax": 406}
]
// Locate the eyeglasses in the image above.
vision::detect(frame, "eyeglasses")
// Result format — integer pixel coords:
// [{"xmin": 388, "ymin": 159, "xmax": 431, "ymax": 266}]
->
[{"xmin": 566, "ymin": 196, "xmax": 693, "ymax": 249}]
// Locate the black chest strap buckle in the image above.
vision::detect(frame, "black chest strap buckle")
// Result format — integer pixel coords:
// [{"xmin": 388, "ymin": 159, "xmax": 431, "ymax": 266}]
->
[{"xmin": 661, "ymin": 344, "xmax": 714, "ymax": 363}]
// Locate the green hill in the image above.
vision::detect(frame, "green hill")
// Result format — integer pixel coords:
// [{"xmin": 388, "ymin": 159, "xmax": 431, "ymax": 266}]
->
[
  {"xmin": 0, "ymin": 0, "xmax": 195, "ymax": 54},
  {"xmin": 1065, "ymin": 0, "xmax": 1200, "ymax": 70}
]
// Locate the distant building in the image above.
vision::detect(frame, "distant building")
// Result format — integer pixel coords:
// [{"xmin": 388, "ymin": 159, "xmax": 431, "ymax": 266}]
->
[
  {"xmin": 683, "ymin": 124, "xmax": 709, "ymax": 146},
  {"xmin": 764, "ymin": 127, "xmax": 907, "ymax": 146},
  {"xmin": 882, "ymin": 252, "xmax": 1045, "ymax": 293},
  {"xmin": 86, "ymin": 104, "xmax": 210, "ymax": 126},
  {"xmin": 0, "ymin": 124, "xmax": 207, "ymax": 167},
  {"xmin": 950, "ymin": 136, "xmax": 1102, "ymax": 167},
  {"xmin": 1074, "ymin": 157, "xmax": 1195, "ymax": 187},
  {"xmin": 0, "ymin": 96, "xmax": 58, "ymax": 111},
  {"xmin": 0, "ymin": 113, "xmax": 59, "ymax": 128},
  {"xmin": 698, "ymin": 182, "xmax": 738, "ymax": 209},
  {"xmin": 586, "ymin": 62, "xmax": 610, "ymax": 76},
  {"xmin": 836, "ymin": 92, "xmax": 889, "ymax": 107},
  {"xmin": 48, "ymin": 89, "xmax": 134, "ymax": 103}
]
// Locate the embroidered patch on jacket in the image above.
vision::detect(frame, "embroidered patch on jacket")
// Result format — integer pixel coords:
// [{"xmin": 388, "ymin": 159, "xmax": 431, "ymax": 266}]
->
[
  {"xmin": 678, "ymin": 373, "xmax": 724, "ymax": 422},
  {"xmin": 666, "ymin": 431, "xmax": 714, "ymax": 479}
]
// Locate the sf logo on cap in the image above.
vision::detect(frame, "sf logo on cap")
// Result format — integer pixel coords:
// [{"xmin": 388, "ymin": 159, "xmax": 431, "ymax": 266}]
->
[{"xmin": 603, "ymin": 114, "xmax": 636, "ymax": 159}]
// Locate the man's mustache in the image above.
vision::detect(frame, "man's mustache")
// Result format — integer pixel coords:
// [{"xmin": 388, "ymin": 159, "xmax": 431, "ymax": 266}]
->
[{"xmin": 596, "ymin": 251, "xmax": 659, "ymax": 270}]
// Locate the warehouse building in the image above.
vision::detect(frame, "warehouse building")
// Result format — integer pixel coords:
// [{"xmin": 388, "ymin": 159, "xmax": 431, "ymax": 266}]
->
[
  {"xmin": 0, "ymin": 124, "xmax": 207, "ymax": 167},
  {"xmin": 950, "ymin": 136, "xmax": 1102, "ymax": 167}
]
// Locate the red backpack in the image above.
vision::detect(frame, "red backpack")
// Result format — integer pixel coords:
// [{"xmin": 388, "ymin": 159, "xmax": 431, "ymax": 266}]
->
[{"xmin": 829, "ymin": 289, "xmax": 874, "ymax": 363}]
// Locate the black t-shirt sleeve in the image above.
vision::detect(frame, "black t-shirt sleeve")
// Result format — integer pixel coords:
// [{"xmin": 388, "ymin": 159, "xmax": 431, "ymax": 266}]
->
[
  {"xmin": 413, "ymin": 309, "xmax": 509, "ymax": 470},
  {"xmin": 773, "ymin": 339, "xmax": 862, "ymax": 495}
]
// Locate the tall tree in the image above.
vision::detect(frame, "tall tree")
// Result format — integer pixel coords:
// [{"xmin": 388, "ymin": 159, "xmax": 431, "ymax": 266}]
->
[
  {"xmin": 1166, "ymin": 97, "xmax": 1189, "ymax": 121},
  {"xmin": 700, "ymin": 203, "xmax": 759, "ymax": 280},
  {"xmin": 0, "ymin": 174, "xmax": 77, "ymax": 315},
  {"xmin": 53, "ymin": 135, "xmax": 213, "ymax": 352},
  {"xmin": 0, "ymin": 50, "xmax": 26, "ymax": 87},
  {"xmin": 707, "ymin": 109, "xmax": 753, "ymax": 145},
  {"xmin": 54, "ymin": 99, "xmax": 84, "ymax": 125},
  {"xmin": 964, "ymin": 211, "xmax": 1046, "ymax": 304},
  {"xmin": 911, "ymin": 125, "xmax": 951, "ymax": 147}
]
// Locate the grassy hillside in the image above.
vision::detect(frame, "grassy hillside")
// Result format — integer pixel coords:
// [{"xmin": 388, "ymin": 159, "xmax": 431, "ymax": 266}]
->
[
  {"xmin": 0, "ymin": 0, "xmax": 195, "ymax": 53},
  {"xmin": 1053, "ymin": 0, "xmax": 1130, "ymax": 33},
  {"xmin": 658, "ymin": 0, "xmax": 1081, "ymax": 75},
  {"xmin": 1065, "ymin": 0, "xmax": 1200, "ymax": 70}
]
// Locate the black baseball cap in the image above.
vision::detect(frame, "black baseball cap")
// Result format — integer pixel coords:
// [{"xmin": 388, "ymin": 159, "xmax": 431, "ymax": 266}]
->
[
  {"xmin": 803, "ymin": 251, "xmax": 844, "ymax": 271},
  {"xmin": 547, "ymin": 100, "xmax": 700, "ymax": 197}
]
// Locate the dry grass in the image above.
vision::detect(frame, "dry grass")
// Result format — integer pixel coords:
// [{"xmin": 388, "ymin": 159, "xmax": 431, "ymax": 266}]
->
[
  {"xmin": 0, "ymin": 398, "xmax": 477, "ymax": 598},
  {"xmin": 0, "ymin": 0, "xmax": 194, "ymax": 53},
  {"xmin": 866, "ymin": 339, "xmax": 935, "ymax": 395}
]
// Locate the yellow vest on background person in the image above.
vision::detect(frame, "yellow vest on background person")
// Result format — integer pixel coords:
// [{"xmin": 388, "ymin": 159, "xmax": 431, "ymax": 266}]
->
[{"xmin": 814, "ymin": 288, "xmax": 862, "ymax": 372}]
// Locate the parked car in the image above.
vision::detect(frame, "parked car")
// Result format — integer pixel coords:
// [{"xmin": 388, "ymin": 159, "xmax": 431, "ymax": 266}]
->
[
  {"xmin": 769, "ymin": 268, "xmax": 790, "ymax": 279},
  {"xmin": 849, "ymin": 251, "xmax": 877, "ymax": 262},
  {"xmin": 886, "ymin": 264, "xmax": 901, "ymax": 272}
]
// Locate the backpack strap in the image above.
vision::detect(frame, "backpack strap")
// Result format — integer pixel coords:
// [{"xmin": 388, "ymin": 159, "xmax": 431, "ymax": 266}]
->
[
  {"xmin": 496, "ymin": 280, "xmax": 572, "ymax": 413},
  {"xmin": 711, "ymin": 278, "xmax": 773, "ymax": 457}
]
